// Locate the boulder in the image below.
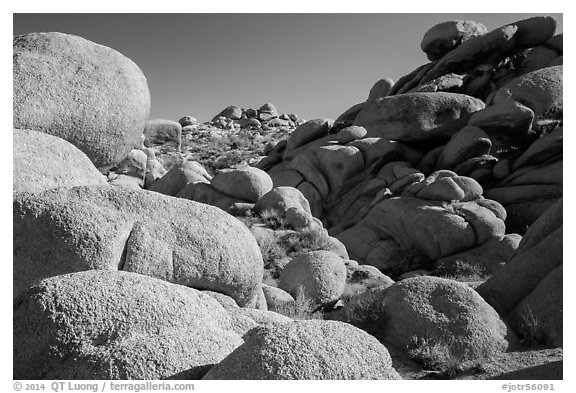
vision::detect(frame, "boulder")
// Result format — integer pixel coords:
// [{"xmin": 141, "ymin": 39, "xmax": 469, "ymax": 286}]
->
[
  {"xmin": 148, "ymin": 161, "xmax": 211, "ymax": 196},
  {"xmin": 13, "ymin": 129, "xmax": 106, "ymax": 195},
  {"xmin": 211, "ymin": 167, "xmax": 273, "ymax": 202},
  {"xmin": 258, "ymin": 103, "xmax": 278, "ymax": 117},
  {"xmin": 238, "ymin": 118, "xmax": 262, "ymax": 129},
  {"xmin": 518, "ymin": 46, "xmax": 559, "ymax": 75},
  {"xmin": 212, "ymin": 106, "xmax": 242, "ymax": 122},
  {"xmin": 436, "ymin": 126, "xmax": 492, "ymax": 170},
  {"xmin": 336, "ymin": 126, "xmax": 367, "ymax": 144},
  {"xmin": 419, "ymin": 25, "xmax": 517, "ymax": 84},
  {"xmin": 261, "ymin": 284, "xmax": 295, "ymax": 312},
  {"xmin": 114, "ymin": 149, "xmax": 147, "ymax": 178},
  {"xmin": 354, "ymin": 92, "xmax": 485, "ymax": 142},
  {"xmin": 342, "ymin": 264, "xmax": 395, "ymax": 300},
  {"xmin": 13, "ymin": 185, "xmax": 264, "ymax": 306},
  {"xmin": 143, "ymin": 119, "xmax": 182, "ymax": 150},
  {"xmin": 409, "ymin": 73, "xmax": 465, "ymax": 93},
  {"xmin": 178, "ymin": 116, "xmax": 197, "ymax": 127},
  {"xmin": 468, "ymin": 101, "xmax": 535, "ymax": 148},
  {"xmin": 512, "ymin": 16, "xmax": 558, "ymax": 48},
  {"xmin": 202, "ymin": 320, "xmax": 401, "ymax": 380},
  {"xmin": 334, "ymin": 102, "xmax": 364, "ymax": 125},
  {"xmin": 492, "ymin": 66, "xmax": 562, "ymax": 120},
  {"xmin": 13, "ymin": 32, "xmax": 150, "ymax": 169},
  {"xmin": 367, "ymin": 78, "xmax": 394, "ymax": 101},
  {"xmin": 279, "ymin": 250, "xmax": 347, "ymax": 307},
  {"xmin": 254, "ymin": 186, "xmax": 312, "ymax": 217},
  {"xmin": 14, "ymin": 270, "xmax": 256, "ymax": 379},
  {"xmin": 421, "ymin": 20, "xmax": 488, "ymax": 61},
  {"xmin": 544, "ymin": 33, "xmax": 562, "ymax": 54},
  {"xmin": 343, "ymin": 277, "xmax": 514, "ymax": 364},
  {"xmin": 512, "ymin": 126, "xmax": 562, "ymax": 170},
  {"xmin": 285, "ymin": 118, "xmax": 333, "ymax": 152}
]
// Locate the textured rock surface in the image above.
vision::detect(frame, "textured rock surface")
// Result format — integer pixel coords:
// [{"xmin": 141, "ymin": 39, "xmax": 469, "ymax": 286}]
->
[
  {"xmin": 13, "ymin": 185, "xmax": 263, "ymax": 306},
  {"xmin": 148, "ymin": 161, "xmax": 212, "ymax": 196},
  {"xmin": 254, "ymin": 186, "xmax": 312, "ymax": 217},
  {"xmin": 143, "ymin": 119, "xmax": 182, "ymax": 149},
  {"xmin": 203, "ymin": 320, "xmax": 401, "ymax": 380},
  {"xmin": 279, "ymin": 250, "xmax": 347, "ymax": 307},
  {"xmin": 421, "ymin": 20, "xmax": 488, "ymax": 60},
  {"xmin": 13, "ymin": 32, "xmax": 150, "ymax": 168},
  {"xmin": 341, "ymin": 277, "xmax": 514, "ymax": 363},
  {"xmin": 477, "ymin": 199, "xmax": 562, "ymax": 346},
  {"xmin": 336, "ymin": 173, "xmax": 506, "ymax": 275},
  {"xmin": 211, "ymin": 167, "xmax": 273, "ymax": 202},
  {"xmin": 492, "ymin": 66, "xmax": 562, "ymax": 120},
  {"xmin": 13, "ymin": 270, "xmax": 256, "ymax": 379},
  {"xmin": 13, "ymin": 129, "xmax": 106, "ymax": 194},
  {"xmin": 354, "ymin": 92, "xmax": 485, "ymax": 141}
]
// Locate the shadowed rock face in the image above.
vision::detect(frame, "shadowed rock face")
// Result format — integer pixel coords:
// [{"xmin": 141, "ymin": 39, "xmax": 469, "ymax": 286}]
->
[
  {"xmin": 477, "ymin": 199, "xmax": 562, "ymax": 347},
  {"xmin": 13, "ymin": 32, "xmax": 150, "ymax": 169},
  {"xmin": 203, "ymin": 320, "xmax": 402, "ymax": 380},
  {"xmin": 13, "ymin": 270, "xmax": 257, "ymax": 380},
  {"xmin": 13, "ymin": 185, "xmax": 264, "ymax": 307}
]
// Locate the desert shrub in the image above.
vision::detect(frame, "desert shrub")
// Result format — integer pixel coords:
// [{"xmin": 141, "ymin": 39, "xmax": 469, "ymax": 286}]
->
[
  {"xmin": 278, "ymin": 227, "xmax": 334, "ymax": 257},
  {"xmin": 517, "ymin": 305, "xmax": 540, "ymax": 346},
  {"xmin": 437, "ymin": 260, "xmax": 488, "ymax": 282},
  {"xmin": 406, "ymin": 336, "xmax": 483, "ymax": 378},
  {"xmin": 274, "ymin": 286, "xmax": 324, "ymax": 321},
  {"xmin": 339, "ymin": 289, "xmax": 388, "ymax": 339},
  {"xmin": 384, "ymin": 246, "xmax": 433, "ymax": 279},
  {"xmin": 259, "ymin": 209, "xmax": 287, "ymax": 230}
]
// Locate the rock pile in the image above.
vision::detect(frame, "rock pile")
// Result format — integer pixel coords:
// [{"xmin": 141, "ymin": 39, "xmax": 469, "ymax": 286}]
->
[
  {"xmin": 211, "ymin": 103, "xmax": 302, "ymax": 130},
  {"xmin": 13, "ymin": 15, "xmax": 561, "ymax": 380},
  {"xmin": 256, "ymin": 15, "xmax": 562, "ymax": 279}
]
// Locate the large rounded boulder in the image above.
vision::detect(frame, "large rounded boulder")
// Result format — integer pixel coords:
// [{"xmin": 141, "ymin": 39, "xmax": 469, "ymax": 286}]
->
[
  {"xmin": 13, "ymin": 32, "xmax": 151, "ymax": 169},
  {"xmin": 13, "ymin": 129, "xmax": 106, "ymax": 194},
  {"xmin": 14, "ymin": 270, "xmax": 257, "ymax": 379},
  {"xmin": 203, "ymin": 320, "xmax": 401, "ymax": 380},
  {"xmin": 13, "ymin": 185, "xmax": 263, "ymax": 307},
  {"xmin": 279, "ymin": 250, "xmax": 347, "ymax": 307},
  {"xmin": 341, "ymin": 277, "xmax": 515, "ymax": 364},
  {"xmin": 211, "ymin": 167, "xmax": 273, "ymax": 202}
]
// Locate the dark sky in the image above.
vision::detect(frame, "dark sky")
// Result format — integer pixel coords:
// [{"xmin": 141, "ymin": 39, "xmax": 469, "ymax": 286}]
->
[{"xmin": 13, "ymin": 13, "xmax": 563, "ymax": 123}]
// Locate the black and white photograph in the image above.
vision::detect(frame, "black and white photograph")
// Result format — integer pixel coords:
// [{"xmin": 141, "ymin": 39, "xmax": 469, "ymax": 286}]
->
[{"xmin": 7, "ymin": 2, "xmax": 568, "ymax": 389}]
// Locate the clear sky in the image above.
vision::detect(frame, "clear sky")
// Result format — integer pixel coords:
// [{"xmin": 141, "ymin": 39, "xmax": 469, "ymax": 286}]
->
[{"xmin": 13, "ymin": 13, "xmax": 563, "ymax": 123}]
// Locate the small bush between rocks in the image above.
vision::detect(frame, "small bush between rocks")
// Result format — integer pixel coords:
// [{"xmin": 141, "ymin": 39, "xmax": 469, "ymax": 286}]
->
[
  {"xmin": 275, "ymin": 286, "xmax": 324, "ymax": 320},
  {"xmin": 259, "ymin": 209, "xmax": 288, "ymax": 230},
  {"xmin": 518, "ymin": 305, "xmax": 540, "ymax": 346},
  {"xmin": 406, "ymin": 336, "xmax": 484, "ymax": 378},
  {"xmin": 386, "ymin": 246, "xmax": 433, "ymax": 279},
  {"xmin": 436, "ymin": 260, "xmax": 488, "ymax": 282}
]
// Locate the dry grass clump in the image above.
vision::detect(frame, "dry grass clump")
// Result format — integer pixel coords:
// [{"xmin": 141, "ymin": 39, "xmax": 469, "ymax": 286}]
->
[
  {"xmin": 274, "ymin": 286, "xmax": 324, "ymax": 320},
  {"xmin": 406, "ymin": 336, "xmax": 486, "ymax": 378},
  {"xmin": 436, "ymin": 260, "xmax": 488, "ymax": 282}
]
